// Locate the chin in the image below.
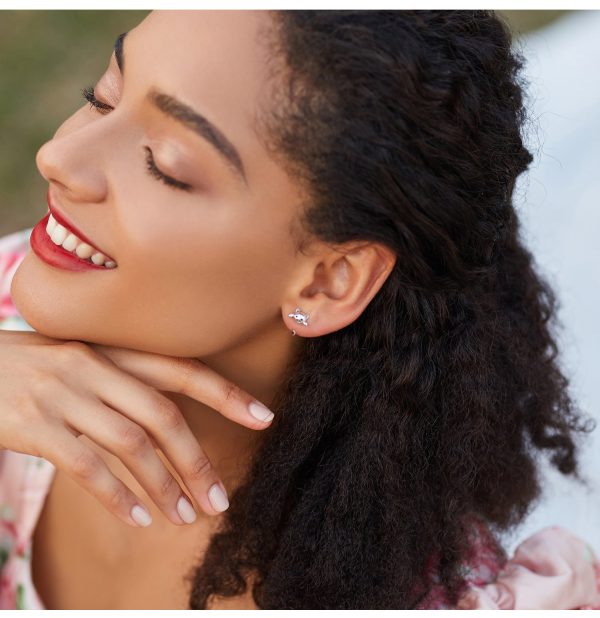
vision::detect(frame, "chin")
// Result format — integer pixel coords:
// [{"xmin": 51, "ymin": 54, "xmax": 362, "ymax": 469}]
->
[{"xmin": 10, "ymin": 256, "xmax": 81, "ymax": 340}]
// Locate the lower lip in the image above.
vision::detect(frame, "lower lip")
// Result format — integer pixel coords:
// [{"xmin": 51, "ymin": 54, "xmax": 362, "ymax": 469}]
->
[{"xmin": 30, "ymin": 213, "xmax": 112, "ymax": 272}]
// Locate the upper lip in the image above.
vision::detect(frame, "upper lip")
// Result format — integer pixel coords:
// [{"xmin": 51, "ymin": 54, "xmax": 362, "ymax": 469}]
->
[{"xmin": 46, "ymin": 190, "xmax": 116, "ymax": 262}]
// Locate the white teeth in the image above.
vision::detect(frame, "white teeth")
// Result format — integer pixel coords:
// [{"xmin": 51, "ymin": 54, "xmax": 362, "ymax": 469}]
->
[
  {"xmin": 75, "ymin": 242, "xmax": 94, "ymax": 259},
  {"xmin": 46, "ymin": 212, "xmax": 117, "ymax": 268},
  {"xmin": 50, "ymin": 224, "xmax": 68, "ymax": 246},
  {"xmin": 91, "ymin": 252, "xmax": 107, "ymax": 265},
  {"xmin": 46, "ymin": 216, "xmax": 57, "ymax": 236},
  {"xmin": 62, "ymin": 233, "xmax": 79, "ymax": 252}
]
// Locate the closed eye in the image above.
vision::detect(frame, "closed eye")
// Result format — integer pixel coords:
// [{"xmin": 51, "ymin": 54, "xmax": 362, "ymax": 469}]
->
[
  {"xmin": 143, "ymin": 146, "xmax": 192, "ymax": 191},
  {"xmin": 81, "ymin": 85, "xmax": 192, "ymax": 192},
  {"xmin": 82, "ymin": 85, "xmax": 112, "ymax": 114}
]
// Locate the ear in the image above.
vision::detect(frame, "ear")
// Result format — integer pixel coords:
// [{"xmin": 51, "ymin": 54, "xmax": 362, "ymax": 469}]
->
[{"xmin": 282, "ymin": 240, "xmax": 397, "ymax": 337}]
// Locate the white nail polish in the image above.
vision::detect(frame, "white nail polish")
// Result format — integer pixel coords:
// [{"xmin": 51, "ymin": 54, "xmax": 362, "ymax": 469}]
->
[
  {"xmin": 177, "ymin": 495, "xmax": 197, "ymax": 524},
  {"xmin": 131, "ymin": 504, "xmax": 152, "ymax": 527},
  {"xmin": 248, "ymin": 400, "xmax": 274, "ymax": 423},
  {"xmin": 208, "ymin": 483, "xmax": 230, "ymax": 512}
]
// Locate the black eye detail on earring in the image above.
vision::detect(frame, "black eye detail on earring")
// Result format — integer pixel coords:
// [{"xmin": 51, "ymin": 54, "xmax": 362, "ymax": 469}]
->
[{"xmin": 287, "ymin": 307, "xmax": 310, "ymax": 327}]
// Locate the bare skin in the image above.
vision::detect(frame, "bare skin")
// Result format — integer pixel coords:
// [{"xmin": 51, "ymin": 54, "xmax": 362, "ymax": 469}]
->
[
  {"xmin": 30, "ymin": 422, "xmax": 260, "ymax": 609},
  {"xmin": 8, "ymin": 9, "xmax": 396, "ymax": 609}
]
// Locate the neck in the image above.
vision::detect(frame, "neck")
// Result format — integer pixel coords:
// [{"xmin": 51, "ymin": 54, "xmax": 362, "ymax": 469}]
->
[{"xmin": 163, "ymin": 322, "xmax": 303, "ymax": 506}]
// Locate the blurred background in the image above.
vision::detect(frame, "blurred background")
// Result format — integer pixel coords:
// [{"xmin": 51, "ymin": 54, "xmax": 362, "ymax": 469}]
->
[
  {"xmin": 1, "ymin": 10, "xmax": 598, "ymax": 554},
  {"xmin": 0, "ymin": 10, "xmax": 149, "ymax": 235}
]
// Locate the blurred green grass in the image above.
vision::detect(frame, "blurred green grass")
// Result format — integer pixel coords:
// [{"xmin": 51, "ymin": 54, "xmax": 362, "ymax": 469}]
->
[
  {"xmin": 0, "ymin": 10, "xmax": 569, "ymax": 236},
  {"xmin": 0, "ymin": 10, "xmax": 147, "ymax": 235}
]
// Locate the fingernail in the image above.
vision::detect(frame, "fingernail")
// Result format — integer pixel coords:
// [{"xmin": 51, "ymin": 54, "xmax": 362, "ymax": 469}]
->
[
  {"xmin": 248, "ymin": 400, "xmax": 274, "ymax": 423},
  {"xmin": 176, "ymin": 495, "xmax": 197, "ymax": 524},
  {"xmin": 208, "ymin": 482, "xmax": 230, "ymax": 512},
  {"xmin": 131, "ymin": 503, "xmax": 152, "ymax": 527}
]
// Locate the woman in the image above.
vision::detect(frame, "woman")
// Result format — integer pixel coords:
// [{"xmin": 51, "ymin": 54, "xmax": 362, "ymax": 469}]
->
[{"xmin": 1, "ymin": 9, "xmax": 599, "ymax": 610}]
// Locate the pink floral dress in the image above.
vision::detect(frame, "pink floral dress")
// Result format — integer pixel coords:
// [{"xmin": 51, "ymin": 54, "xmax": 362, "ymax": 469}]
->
[
  {"xmin": 0, "ymin": 227, "xmax": 599, "ymax": 610},
  {"xmin": 0, "ymin": 449, "xmax": 56, "ymax": 609}
]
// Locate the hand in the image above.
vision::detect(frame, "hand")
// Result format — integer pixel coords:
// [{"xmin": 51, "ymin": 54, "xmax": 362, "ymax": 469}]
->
[{"xmin": 0, "ymin": 330, "xmax": 275, "ymax": 528}]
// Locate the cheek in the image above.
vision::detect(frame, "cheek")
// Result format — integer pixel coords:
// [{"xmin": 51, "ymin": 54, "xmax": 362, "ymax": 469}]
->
[
  {"xmin": 104, "ymin": 215, "xmax": 295, "ymax": 356},
  {"xmin": 9, "ymin": 204, "xmax": 297, "ymax": 356}
]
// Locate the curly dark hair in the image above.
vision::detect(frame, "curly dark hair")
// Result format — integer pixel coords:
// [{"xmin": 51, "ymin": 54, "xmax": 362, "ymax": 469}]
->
[{"xmin": 184, "ymin": 10, "xmax": 595, "ymax": 609}]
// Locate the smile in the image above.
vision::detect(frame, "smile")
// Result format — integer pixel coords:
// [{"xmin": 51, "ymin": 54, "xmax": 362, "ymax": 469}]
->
[{"xmin": 45, "ymin": 213, "xmax": 117, "ymax": 269}]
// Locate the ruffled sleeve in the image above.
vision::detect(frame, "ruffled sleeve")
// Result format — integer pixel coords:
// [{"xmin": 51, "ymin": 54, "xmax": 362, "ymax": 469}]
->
[{"xmin": 456, "ymin": 526, "xmax": 600, "ymax": 609}]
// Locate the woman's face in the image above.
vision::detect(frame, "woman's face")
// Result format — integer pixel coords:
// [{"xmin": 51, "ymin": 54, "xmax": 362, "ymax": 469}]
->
[{"xmin": 12, "ymin": 10, "xmax": 310, "ymax": 357}]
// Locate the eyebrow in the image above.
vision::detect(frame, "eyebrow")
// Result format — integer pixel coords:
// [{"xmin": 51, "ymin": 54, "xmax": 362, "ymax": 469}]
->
[{"xmin": 113, "ymin": 31, "xmax": 248, "ymax": 187}]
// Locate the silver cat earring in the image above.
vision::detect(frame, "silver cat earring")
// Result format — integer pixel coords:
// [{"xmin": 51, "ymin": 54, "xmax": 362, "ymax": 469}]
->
[{"xmin": 287, "ymin": 307, "xmax": 310, "ymax": 336}]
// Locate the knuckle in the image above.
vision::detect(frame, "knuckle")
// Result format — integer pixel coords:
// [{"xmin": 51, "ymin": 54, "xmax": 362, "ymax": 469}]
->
[
  {"xmin": 176, "ymin": 357, "xmax": 205, "ymax": 394},
  {"xmin": 27, "ymin": 370, "xmax": 60, "ymax": 402},
  {"xmin": 157, "ymin": 473, "xmax": 178, "ymax": 498},
  {"xmin": 119, "ymin": 423, "xmax": 150, "ymax": 456},
  {"xmin": 222, "ymin": 380, "xmax": 243, "ymax": 405},
  {"xmin": 153, "ymin": 397, "xmax": 183, "ymax": 432},
  {"xmin": 108, "ymin": 483, "xmax": 130, "ymax": 510},
  {"xmin": 60, "ymin": 340, "xmax": 90, "ymax": 357},
  {"xmin": 187, "ymin": 454, "xmax": 213, "ymax": 481},
  {"xmin": 55, "ymin": 341, "xmax": 92, "ymax": 368},
  {"xmin": 21, "ymin": 361, "xmax": 74, "ymax": 408},
  {"xmin": 70, "ymin": 449, "xmax": 100, "ymax": 480}
]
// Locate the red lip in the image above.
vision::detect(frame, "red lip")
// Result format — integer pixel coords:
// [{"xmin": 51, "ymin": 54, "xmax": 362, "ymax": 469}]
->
[
  {"xmin": 31, "ymin": 213, "xmax": 111, "ymax": 272},
  {"xmin": 46, "ymin": 189, "xmax": 115, "ymax": 261}
]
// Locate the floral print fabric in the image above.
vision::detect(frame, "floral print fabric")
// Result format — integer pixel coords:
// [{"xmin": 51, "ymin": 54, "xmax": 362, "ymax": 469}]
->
[{"xmin": 0, "ymin": 449, "xmax": 56, "ymax": 609}]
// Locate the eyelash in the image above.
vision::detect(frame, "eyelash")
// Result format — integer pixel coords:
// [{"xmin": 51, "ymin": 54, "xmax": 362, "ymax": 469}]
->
[{"xmin": 81, "ymin": 85, "xmax": 192, "ymax": 192}]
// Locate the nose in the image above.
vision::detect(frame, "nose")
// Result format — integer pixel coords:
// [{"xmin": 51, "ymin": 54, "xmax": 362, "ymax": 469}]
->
[{"xmin": 35, "ymin": 121, "xmax": 109, "ymax": 204}]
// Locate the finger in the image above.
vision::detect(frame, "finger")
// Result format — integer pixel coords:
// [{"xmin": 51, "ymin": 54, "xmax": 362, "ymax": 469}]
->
[
  {"xmin": 61, "ymin": 391, "xmax": 199, "ymax": 526},
  {"xmin": 41, "ymin": 421, "xmax": 155, "ymax": 529},
  {"xmin": 69, "ymin": 353, "xmax": 229, "ymax": 516},
  {"xmin": 87, "ymin": 345, "xmax": 275, "ymax": 429}
]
